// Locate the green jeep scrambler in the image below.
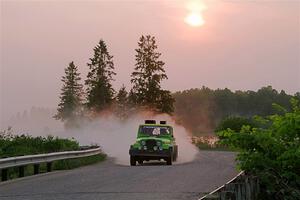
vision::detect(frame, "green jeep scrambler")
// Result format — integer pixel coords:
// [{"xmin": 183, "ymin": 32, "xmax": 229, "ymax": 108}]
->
[{"xmin": 129, "ymin": 120, "xmax": 178, "ymax": 166}]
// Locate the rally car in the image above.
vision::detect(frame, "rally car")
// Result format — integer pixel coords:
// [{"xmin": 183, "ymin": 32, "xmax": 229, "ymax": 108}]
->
[{"xmin": 129, "ymin": 120, "xmax": 178, "ymax": 165}]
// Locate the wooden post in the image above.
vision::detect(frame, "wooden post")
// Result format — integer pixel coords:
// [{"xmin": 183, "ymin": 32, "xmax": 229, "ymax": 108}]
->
[
  {"xmin": 256, "ymin": 177, "xmax": 260, "ymax": 198},
  {"xmin": 46, "ymin": 162, "xmax": 52, "ymax": 172},
  {"xmin": 245, "ymin": 177, "xmax": 251, "ymax": 200},
  {"xmin": 1, "ymin": 169, "xmax": 8, "ymax": 181},
  {"xmin": 234, "ymin": 183, "xmax": 242, "ymax": 200},
  {"xmin": 19, "ymin": 166, "xmax": 25, "ymax": 177},
  {"xmin": 34, "ymin": 164, "xmax": 40, "ymax": 175}
]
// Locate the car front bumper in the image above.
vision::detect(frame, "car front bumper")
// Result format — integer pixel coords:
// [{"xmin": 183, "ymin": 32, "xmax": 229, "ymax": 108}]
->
[{"xmin": 129, "ymin": 148, "xmax": 172, "ymax": 158}]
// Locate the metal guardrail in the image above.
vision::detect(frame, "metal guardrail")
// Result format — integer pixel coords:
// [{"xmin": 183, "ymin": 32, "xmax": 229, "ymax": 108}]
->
[
  {"xmin": 0, "ymin": 147, "xmax": 102, "ymax": 181},
  {"xmin": 199, "ymin": 171, "xmax": 260, "ymax": 200}
]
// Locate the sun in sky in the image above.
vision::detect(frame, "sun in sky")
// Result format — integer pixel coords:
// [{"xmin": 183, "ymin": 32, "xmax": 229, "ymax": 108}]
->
[
  {"xmin": 185, "ymin": 12, "xmax": 205, "ymax": 27},
  {"xmin": 184, "ymin": 0, "xmax": 206, "ymax": 27}
]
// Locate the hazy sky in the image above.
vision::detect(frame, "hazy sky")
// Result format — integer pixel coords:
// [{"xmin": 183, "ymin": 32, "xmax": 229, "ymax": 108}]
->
[{"xmin": 1, "ymin": 0, "xmax": 299, "ymax": 125}]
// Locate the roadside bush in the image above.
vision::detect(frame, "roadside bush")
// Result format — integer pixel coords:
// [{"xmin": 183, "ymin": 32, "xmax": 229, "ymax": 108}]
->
[
  {"xmin": 217, "ymin": 98, "xmax": 300, "ymax": 199},
  {"xmin": 0, "ymin": 130, "xmax": 79, "ymax": 158},
  {"xmin": 0, "ymin": 129, "xmax": 106, "ymax": 182}
]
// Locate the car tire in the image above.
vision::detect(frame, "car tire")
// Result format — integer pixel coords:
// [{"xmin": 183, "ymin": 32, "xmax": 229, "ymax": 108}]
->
[
  {"xmin": 166, "ymin": 156, "xmax": 172, "ymax": 165},
  {"xmin": 174, "ymin": 145, "xmax": 178, "ymax": 161},
  {"xmin": 138, "ymin": 160, "xmax": 143, "ymax": 165},
  {"xmin": 130, "ymin": 156, "xmax": 136, "ymax": 166}
]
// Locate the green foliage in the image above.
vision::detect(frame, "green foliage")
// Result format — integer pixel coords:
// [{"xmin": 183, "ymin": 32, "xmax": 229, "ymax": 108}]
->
[
  {"xmin": 130, "ymin": 35, "xmax": 174, "ymax": 114},
  {"xmin": 85, "ymin": 40, "xmax": 116, "ymax": 112},
  {"xmin": 0, "ymin": 130, "xmax": 79, "ymax": 158},
  {"xmin": 0, "ymin": 128, "xmax": 106, "ymax": 181},
  {"xmin": 215, "ymin": 116, "xmax": 256, "ymax": 133},
  {"xmin": 173, "ymin": 86, "xmax": 298, "ymax": 134},
  {"xmin": 54, "ymin": 61, "xmax": 83, "ymax": 126},
  {"xmin": 216, "ymin": 98, "xmax": 300, "ymax": 199}
]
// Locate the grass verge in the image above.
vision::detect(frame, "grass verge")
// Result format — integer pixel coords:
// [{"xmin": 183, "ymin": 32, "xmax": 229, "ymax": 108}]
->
[{"xmin": 53, "ymin": 154, "xmax": 106, "ymax": 170}]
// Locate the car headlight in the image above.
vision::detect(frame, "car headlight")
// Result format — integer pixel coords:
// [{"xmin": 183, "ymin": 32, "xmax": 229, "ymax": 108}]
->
[
  {"xmin": 141, "ymin": 140, "xmax": 146, "ymax": 145},
  {"xmin": 143, "ymin": 146, "xmax": 147, "ymax": 150},
  {"xmin": 156, "ymin": 141, "xmax": 162, "ymax": 146}
]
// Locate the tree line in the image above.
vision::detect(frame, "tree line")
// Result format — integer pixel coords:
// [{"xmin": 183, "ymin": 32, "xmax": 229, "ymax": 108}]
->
[
  {"xmin": 173, "ymin": 86, "xmax": 300, "ymax": 134},
  {"xmin": 55, "ymin": 35, "xmax": 174, "ymax": 127}
]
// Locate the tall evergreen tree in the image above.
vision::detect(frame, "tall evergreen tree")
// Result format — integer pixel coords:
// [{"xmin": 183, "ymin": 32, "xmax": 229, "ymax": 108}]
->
[
  {"xmin": 85, "ymin": 40, "xmax": 116, "ymax": 112},
  {"xmin": 116, "ymin": 85, "xmax": 128, "ymax": 107},
  {"xmin": 55, "ymin": 61, "xmax": 83, "ymax": 123},
  {"xmin": 130, "ymin": 35, "xmax": 174, "ymax": 114}
]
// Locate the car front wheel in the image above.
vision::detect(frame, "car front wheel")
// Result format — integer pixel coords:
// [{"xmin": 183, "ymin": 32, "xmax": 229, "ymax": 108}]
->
[
  {"xmin": 130, "ymin": 156, "xmax": 136, "ymax": 166},
  {"xmin": 166, "ymin": 156, "xmax": 172, "ymax": 165},
  {"xmin": 138, "ymin": 160, "xmax": 143, "ymax": 165}
]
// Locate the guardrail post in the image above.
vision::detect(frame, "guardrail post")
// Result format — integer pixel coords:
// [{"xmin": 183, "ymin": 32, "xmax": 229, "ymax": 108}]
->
[
  {"xmin": 47, "ymin": 162, "xmax": 52, "ymax": 172},
  {"xmin": 34, "ymin": 164, "xmax": 40, "ymax": 175},
  {"xmin": 19, "ymin": 166, "xmax": 25, "ymax": 177},
  {"xmin": 1, "ymin": 169, "xmax": 8, "ymax": 181}
]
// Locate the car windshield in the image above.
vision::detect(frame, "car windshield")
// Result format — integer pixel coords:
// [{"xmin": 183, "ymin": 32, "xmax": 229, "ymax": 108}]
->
[{"xmin": 139, "ymin": 126, "xmax": 171, "ymax": 136}]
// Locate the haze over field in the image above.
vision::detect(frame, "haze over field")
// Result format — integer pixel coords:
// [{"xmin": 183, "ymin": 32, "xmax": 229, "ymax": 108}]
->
[{"xmin": 1, "ymin": 0, "xmax": 299, "ymax": 127}]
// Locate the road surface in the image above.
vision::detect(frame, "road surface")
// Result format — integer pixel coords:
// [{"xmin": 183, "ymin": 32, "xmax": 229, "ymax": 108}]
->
[{"xmin": 0, "ymin": 150, "xmax": 237, "ymax": 200}]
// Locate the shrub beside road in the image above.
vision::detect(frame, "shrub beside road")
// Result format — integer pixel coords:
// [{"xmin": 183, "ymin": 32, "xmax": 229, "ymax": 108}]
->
[{"xmin": 0, "ymin": 129, "xmax": 106, "ymax": 181}]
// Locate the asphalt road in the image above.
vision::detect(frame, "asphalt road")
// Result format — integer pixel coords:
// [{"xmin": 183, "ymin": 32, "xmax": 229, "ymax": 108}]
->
[{"xmin": 0, "ymin": 150, "xmax": 237, "ymax": 200}]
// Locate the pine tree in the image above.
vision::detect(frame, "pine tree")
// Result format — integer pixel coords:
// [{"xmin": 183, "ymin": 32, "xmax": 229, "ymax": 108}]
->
[
  {"xmin": 55, "ymin": 61, "xmax": 83, "ymax": 123},
  {"xmin": 85, "ymin": 40, "xmax": 116, "ymax": 112},
  {"xmin": 156, "ymin": 90, "xmax": 175, "ymax": 114},
  {"xmin": 130, "ymin": 35, "xmax": 174, "ymax": 114},
  {"xmin": 115, "ymin": 85, "xmax": 129, "ymax": 119},
  {"xmin": 116, "ymin": 85, "xmax": 128, "ymax": 107}
]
